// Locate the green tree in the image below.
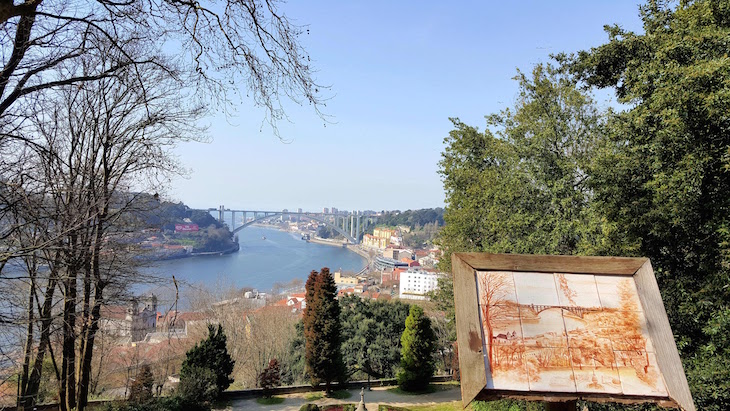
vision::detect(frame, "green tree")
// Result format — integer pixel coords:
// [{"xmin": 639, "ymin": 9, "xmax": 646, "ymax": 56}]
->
[
  {"xmin": 128, "ymin": 365, "xmax": 154, "ymax": 404},
  {"xmin": 397, "ymin": 305, "xmax": 436, "ymax": 392},
  {"xmin": 433, "ymin": 63, "xmax": 608, "ymax": 357},
  {"xmin": 177, "ymin": 366, "xmax": 218, "ymax": 409},
  {"xmin": 437, "ymin": 63, "xmax": 605, "ymax": 267},
  {"xmin": 180, "ymin": 324, "xmax": 235, "ymax": 397},
  {"xmin": 570, "ymin": 1, "xmax": 730, "ymax": 409},
  {"xmin": 339, "ymin": 295, "xmax": 411, "ymax": 382},
  {"xmin": 282, "ymin": 321, "xmax": 307, "ymax": 385},
  {"xmin": 303, "ymin": 268, "xmax": 345, "ymax": 393}
]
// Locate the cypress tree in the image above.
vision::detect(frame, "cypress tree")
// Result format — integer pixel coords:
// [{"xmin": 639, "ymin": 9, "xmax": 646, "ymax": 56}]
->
[
  {"xmin": 303, "ymin": 267, "xmax": 345, "ymax": 393},
  {"xmin": 397, "ymin": 305, "xmax": 436, "ymax": 392}
]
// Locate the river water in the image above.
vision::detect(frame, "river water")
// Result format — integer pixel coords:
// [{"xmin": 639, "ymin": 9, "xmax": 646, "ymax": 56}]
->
[{"xmin": 146, "ymin": 225, "xmax": 366, "ymax": 293}]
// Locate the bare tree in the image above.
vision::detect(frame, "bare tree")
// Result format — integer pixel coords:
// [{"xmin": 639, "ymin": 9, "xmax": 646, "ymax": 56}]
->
[
  {"xmin": 4, "ymin": 36, "xmax": 206, "ymax": 409},
  {"xmin": 0, "ymin": 0, "xmax": 325, "ymax": 123},
  {"xmin": 1, "ymin": 0, "xmax": 327, "ymax": 270}
]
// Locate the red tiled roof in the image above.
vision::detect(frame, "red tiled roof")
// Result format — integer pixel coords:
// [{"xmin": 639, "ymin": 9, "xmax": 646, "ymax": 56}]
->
[
  {"xmin": 101, "ymin": 305, "xmax": 127, "ymax": 320},
  {"xmin": 176, "ymin": 311, "xmax": 207, "ymax": 321}
]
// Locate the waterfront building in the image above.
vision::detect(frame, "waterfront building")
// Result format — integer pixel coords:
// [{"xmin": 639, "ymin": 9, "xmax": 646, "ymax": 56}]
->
[
  {"xmin": 362, "ymin": 233, "xmax": 388, "ymax": 249},
  {"xmin": 399, "ymin": 268, "xmax": 442, "ymax": 301},
  {"xmin": 334, "ymin": 270, "xmax": 358, "ymax": 286},
  {"xmin": 374, "ymin": 255, "xmax": 409, "ymax": 271}
]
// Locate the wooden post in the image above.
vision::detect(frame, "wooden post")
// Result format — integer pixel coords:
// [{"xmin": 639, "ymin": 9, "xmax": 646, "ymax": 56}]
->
[{"xmin": 544, "ymin": 400, "xmax": 576, "ymax": 411}]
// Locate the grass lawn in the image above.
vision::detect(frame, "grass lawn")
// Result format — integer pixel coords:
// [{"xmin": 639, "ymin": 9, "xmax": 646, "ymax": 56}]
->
[
  {"xmin": 305, "ymin": 392, "xmax": 324, "ymax": 401},
  {"xmin": 305, "ymin": 389, "xmax": 352, "ymax": 401},
  {"xmin": 329, "ymin": 390, "xmax": 352, "ymax": 399},
  {"xmin": 387, "ymin": 383, "xmax": 457, "ymax": 396},
  {"xmin": 255, "ymin": 396, "xmax": 285, "ymax": 405},
  {"xmin": 380, "ymin": 401, "xmax": 490, "ymax": 411},
  {"xmin": 406, "ymin": 402, "xmax": 463, "ymax": 411}
]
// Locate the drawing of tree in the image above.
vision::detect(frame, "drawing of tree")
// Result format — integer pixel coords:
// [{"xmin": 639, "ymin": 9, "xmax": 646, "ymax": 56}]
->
[
  {"xmin": 478, "ymin": 272, "xmax": 514, "ymax": 367},
  {"xmin": 556, "ymin": 274, "xmax": 577, "ymax": 306}
]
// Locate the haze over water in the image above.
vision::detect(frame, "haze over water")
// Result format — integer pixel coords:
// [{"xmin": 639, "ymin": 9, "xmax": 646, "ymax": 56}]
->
[{"xmin": 147, "ymin": 225, "xmax": 366, "ymax": 293}]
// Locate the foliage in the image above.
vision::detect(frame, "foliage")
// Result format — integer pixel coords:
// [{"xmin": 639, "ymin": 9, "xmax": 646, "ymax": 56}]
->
[
  {"xmin": 283, "ymin": 321, "xmax": 308, "ymax": 385},
  {"xmin": 177, "ymin": 366, "xmax": 218, "ymax": 406},
  {"xmin": 129, "ymin": 365, "xmax": 155, "ymax": 404},
  {"xmin": 303, "ymin": 268, "xmax": 346, "ymax": 391},
  {"xmin": 321, "ymin": 404, "xmax": 357, "ymax": 411},
  {"xmin": 257, "ymin": 358, "xmax": 281, "ymax": 398},
  {"xmin": 437, "ymin": 63, "xmax": 605, "ymax": 270},
  {"xmin": 373, "ymin": 209, "xmax": 445, "ymax": 230},
  {"xmin": 317, "ymin": 226, "xmax": 342, "ymax": 239},
  {"xmin": 397, "ymin": 305, "xmax": 437, "ymax": 392},
  {"xmin": 180, "ymin": 324, "xmax": 235, "ymax": 397},
  {"xmin": 300, "ymin": 404, "xmax": 321, "ymax": 411},
  {"xmin": 339, "ymin": 295, "xmax": 411, "ymax": 380},
  {"xmin": 567, "ymin": 1, "xmax": 730, "ymax": 409},
  {"xmin": 432, "ymin": 63, "xmax": 605, "ymax": 365}
]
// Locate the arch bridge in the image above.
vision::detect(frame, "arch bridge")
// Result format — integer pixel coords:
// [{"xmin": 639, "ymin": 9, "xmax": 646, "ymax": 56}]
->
[{"xmin": 203, "ymin": 206, "xmax": 376, "ymax": 245}]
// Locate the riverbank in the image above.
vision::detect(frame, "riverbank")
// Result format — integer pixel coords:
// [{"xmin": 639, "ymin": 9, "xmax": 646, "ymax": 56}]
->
[{"xmin": 307, "ymin": 237, "xmax": 373, "ymax": 273}]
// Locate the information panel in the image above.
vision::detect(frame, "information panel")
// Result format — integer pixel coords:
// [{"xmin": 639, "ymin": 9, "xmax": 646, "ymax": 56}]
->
[{"xmin": 452, "ymin": 253, "xmax": 695, "ymax": 411}]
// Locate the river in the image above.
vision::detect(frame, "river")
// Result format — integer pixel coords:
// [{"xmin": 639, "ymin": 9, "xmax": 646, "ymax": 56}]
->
[{"xmin": 146, "ymin": 225, "xmax": 366, "ymax": 293}]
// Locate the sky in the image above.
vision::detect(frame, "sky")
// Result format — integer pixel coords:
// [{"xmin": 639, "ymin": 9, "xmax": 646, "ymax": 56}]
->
[{"xmin": 169, "ymin": 1, "xmax": 644, "ymax": 213}]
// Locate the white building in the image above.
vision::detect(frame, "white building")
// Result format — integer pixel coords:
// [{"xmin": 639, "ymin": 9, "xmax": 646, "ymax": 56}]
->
[{"xmin": 399, "ymin": 269, "xmax": 442, "ymax": 301}]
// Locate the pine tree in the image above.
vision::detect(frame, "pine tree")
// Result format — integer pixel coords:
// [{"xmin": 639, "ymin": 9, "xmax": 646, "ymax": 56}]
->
[
  {"xmin": 303, "ymin": 267, "xmax": 345, "ymax": 393},
  {"xmin": 180, "ymin": 324, "xmax": 235, "ymax": 397},
  {"xmin": 397, "ymin": 305, "xmax": 436, "ymax": 392}
]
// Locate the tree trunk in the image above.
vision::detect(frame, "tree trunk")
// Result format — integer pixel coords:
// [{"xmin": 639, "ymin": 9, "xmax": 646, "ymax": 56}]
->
[
  {"xmin": 20, "ymin": 272, "xmax": 58, "ymax": 410},
  {"xmin": 18, "ymin": 269, "xmax": 35, "ymax": 410},
  {"xmin": 60, "ymin": 262, "xmax": 78, "ymax": 411}
]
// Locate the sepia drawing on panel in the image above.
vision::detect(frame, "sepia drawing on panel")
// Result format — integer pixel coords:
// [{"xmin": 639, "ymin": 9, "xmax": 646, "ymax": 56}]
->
[{"xmin": 476, "ymin": 271, "xmax": 668, "ymax": 396}]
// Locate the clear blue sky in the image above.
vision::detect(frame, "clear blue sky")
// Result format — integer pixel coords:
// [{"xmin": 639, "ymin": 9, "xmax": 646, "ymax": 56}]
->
[{"xmin": 170, "ymin": 1, "xmax": 644, "ymax": 212}]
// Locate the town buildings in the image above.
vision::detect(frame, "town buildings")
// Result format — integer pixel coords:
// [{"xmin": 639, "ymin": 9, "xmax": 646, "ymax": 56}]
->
[{"xmin": 399, "ymin": 268, "xmax": 443, "ymax": 301}]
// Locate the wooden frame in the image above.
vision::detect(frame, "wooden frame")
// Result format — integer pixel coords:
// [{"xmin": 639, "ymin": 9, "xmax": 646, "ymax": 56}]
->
[{"xmin": 453, "ymin": 253, "xmax": 695, "ymax": 411}]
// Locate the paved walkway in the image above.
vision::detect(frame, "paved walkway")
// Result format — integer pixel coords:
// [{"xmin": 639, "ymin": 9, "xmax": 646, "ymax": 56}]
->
[{"xmin": 221, "ymin": 384, "xmax": 462, "ymax": 411}]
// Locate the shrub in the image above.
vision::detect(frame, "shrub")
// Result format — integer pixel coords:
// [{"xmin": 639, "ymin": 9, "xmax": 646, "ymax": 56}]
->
[
  {"xmin": 177, "ymin": 365, "xmax": 218, "ymax": 405},
  {"xmin": 180, "ymin": 324, "xmax": 235, "ymax": 396},
  {"xmin": 300, "ymin": 404, "xmax": 321, "ymax": 411},
  {"xmin": 397, "ymin": 305, "xmax": 436, "ymax": 391},
  {"xmin": 257, "ymin": 358, "xmax": 281, "ymax": 398}
]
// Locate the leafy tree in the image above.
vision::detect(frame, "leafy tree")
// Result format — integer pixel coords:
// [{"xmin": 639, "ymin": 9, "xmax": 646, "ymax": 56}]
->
[
  {"xmin": 257, "ymin": 358, "xmax": 281, "ymax": 398},
  {"xmin": 433, "ymin": 63, "xmax": 607, "ymax": 362},
  {"xmin": 437, "ymin": 63, "xmax": 605, "ymax": 269},
  {"xmin": 569, "ymin": 1, "xmax": 730, "ymax": 409},
  {"xmin": 339, "ymin": 295, "xmax": 411, "ymax": 382},
  {"xmin": 370, "ymin": 208, "xmax": 445, "ymax": 230},
  {"xmin": 397, "ymin": 305, "xmax": 436, "ymax": 392},
  {"xmin": 180, "ymin": 324, "xmax": 235, "ymax": 397},
  {"xmin": 303, "ymin": 268, "xmax": 345, "ymax": 393},
  {"xmin": 128, "ymin": 365, "xmax": 154, "ymax": 404},
  {"xmin": 177, "ymin": 366, "xmax": 218, "ymax": 409}
]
